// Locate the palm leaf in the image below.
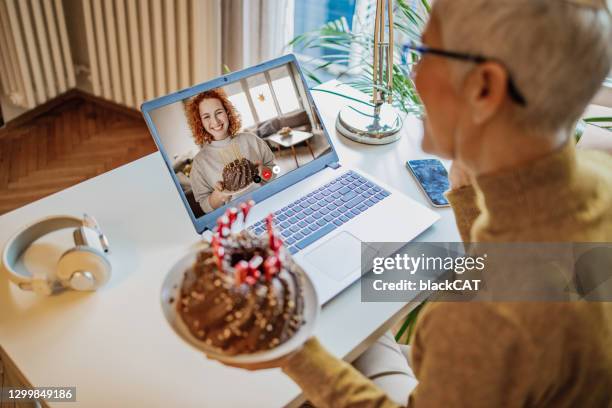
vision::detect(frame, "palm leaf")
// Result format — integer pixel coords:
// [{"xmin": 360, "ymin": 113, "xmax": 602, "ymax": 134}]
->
[
  {"xmin": 289, "ymin": 0, "xmax": 430, "ymax": 115},
  {"xmin": 583, "ymin": 116, "xmax": 612, "ymax": 123}
]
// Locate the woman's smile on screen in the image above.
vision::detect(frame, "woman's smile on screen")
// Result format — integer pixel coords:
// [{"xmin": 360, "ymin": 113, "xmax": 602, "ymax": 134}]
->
[{"xmin": 199, "ymin": 98, "xmax": 230, "ymax": 141}]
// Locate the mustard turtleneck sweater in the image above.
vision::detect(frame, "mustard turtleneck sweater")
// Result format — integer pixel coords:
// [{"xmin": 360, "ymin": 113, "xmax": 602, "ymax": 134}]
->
[{"xmin": 282, "ymin": 143, "xmax": 612, "ymax": 407}]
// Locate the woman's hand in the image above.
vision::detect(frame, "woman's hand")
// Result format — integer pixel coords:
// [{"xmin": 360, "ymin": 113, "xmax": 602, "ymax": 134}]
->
[
  {"xmin": 209, "ymin": 182, "xmax": 232, "ymax": 209},
  {"xmin": 205, "ymin": 342, "xmax": 307, "ymax": 371},
  {"xmin": 449, "ymin": 160, "xmax": 472, "ymax": 190},
  {"xmin": 206, "ymin": 350, "xmax": 298, "ymax": 371}
]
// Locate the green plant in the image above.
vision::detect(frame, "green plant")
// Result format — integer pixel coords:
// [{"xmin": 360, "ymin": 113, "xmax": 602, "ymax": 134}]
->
[
  {"xmin": 289, "ymin": 0, "xmax": 430, "ymax": 116},
  {"xmin": 575, "ymin": 117, "xmax": 612, "ymax": 142},
  {"xmin": 583, "ymin": 116, "xmax": 612, "ymax": 131},
  {"xmin": 395, "ymin": 301, "xmax": 425, "ymax": 344}
]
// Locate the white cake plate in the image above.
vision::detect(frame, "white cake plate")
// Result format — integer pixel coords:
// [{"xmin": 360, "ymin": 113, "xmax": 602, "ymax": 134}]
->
[
  {"xmin": 221, "ymin": 182, "xmax": 254, "ymax": 196},
  {"xmin": 160, "ymin": 248, "xmax": 320, "ymax": 364}
]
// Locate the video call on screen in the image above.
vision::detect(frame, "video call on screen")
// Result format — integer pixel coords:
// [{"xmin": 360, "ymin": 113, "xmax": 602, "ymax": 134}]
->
[{"xmin": 149, "ymin": 62, "xmax": 332, "ymax": 218}]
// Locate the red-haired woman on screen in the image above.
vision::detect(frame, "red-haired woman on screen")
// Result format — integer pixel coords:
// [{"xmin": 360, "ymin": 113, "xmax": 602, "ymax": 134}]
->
[{"xmin": 185, "ymin": 88, "xmax": 276, "ymax": 213}]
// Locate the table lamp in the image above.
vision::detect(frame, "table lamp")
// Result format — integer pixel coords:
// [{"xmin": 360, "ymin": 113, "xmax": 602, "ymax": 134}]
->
[{"xmin": 336, "ymin": 0, "xmax": 403, "ymax": 145}]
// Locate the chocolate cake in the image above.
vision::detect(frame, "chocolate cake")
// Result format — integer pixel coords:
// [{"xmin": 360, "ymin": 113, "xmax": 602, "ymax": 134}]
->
[
  {"xmin": 221, "ymin": 158, "xmax": 258, "ymax": 192},
  {"xmin": 177, "ymin": 231, "xmax": 305, "ymax": 355}
]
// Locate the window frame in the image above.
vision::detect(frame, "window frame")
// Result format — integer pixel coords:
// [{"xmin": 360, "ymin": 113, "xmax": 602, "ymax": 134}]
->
[{"xmin": 236, "ymin": 70, "xmax": 305, "ymax": 128}]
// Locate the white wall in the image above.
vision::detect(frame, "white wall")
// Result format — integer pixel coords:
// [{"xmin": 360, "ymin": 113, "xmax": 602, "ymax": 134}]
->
[
  {"xmin": 149, "ymin": 102, "xmax": 199, "ymax": 162},
  {"xmin": 593, "ymin": 84, "xmax": 612, "ymax": 108}
]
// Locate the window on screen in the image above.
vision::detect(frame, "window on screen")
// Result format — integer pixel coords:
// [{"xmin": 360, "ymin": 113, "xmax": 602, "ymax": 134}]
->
[
  {"xmin": 270, "ymin": 66, "xmax": 301, "ymax": 114},
  {"xmin": 228, "ymin": 92, "xmax": 255, "ymax": 128},
  {"xmin": 247, "ymin": 74, "xmax": 277, "ymax": 122}
]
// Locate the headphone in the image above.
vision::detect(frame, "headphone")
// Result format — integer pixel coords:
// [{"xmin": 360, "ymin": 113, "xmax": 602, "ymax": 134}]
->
[{"xmin": 1, "ymin": 214, "xmax": 111, "ymax": 295}]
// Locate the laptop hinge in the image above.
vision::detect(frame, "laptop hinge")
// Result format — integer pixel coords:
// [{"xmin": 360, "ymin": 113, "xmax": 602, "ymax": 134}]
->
[{"xmin": 326, "ymin": 161, "xmax": 341, "ymax": 170}]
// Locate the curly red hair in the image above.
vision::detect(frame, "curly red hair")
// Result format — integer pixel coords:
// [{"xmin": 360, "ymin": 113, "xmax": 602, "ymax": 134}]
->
[{"xmin": 184, "ymin": 88, "xmax": 242, "ymax": 146}]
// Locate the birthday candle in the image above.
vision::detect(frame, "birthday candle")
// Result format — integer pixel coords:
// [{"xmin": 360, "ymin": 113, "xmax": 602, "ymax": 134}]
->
[
  {"xmin": 275, "ymin": 254, "xmax": 282, "ymax": 270},
  {"xmin": 239, "ymin": 202, "xmax": 248, "ymax": 219},
  {"xmin": 217, "ymin": 216, "xmax": 227, "ymax": 235},
  {"xmin": 211, "ymin": 233, "xmax": 221, "ymax": 257},
  {"xmin": 234, "ymin": 260, "xmax": 249, "ymax": 285},
  {"xmin": 210, "ymin": 224, "xmax": 225, "ymax": 270},
  {"xmin": 227, "ymin": 208, "xmax": 238, "ymax": 228},
  {"xmin": 271, "ymin": 236, "xmax": 283, "ymax": 253},
  {"xmin": 215, "ymin": 246, "xmax": 225, "ymax": 271},
  {"xmin": 264, "ymin": 255, "xmax": 279, "ymax": 280},
  {"xmin": 220, "ymin": 215, "xmax": 231, "ymax": 237},
  {"xmin": 240, "ymin": 200, "xmax": 255, "ymax": 223},
  {"xmin": 265, "ymin": 214, "xmax": 275, "ymax": 245},
  {"xmin": 248, "ymin": 255, "xmax": 263, "ymax": 280}
]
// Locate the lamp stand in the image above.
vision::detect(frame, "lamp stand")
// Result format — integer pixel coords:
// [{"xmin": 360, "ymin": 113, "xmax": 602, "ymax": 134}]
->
[{"xmin": 336, "ymin": 0, "xmax": 402, "ymax": 145}]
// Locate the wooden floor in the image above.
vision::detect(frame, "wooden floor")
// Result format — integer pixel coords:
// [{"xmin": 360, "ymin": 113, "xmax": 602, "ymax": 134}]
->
[{"xmin": 0, "ymin": 97, "xmax": 157, "ymax": 215}]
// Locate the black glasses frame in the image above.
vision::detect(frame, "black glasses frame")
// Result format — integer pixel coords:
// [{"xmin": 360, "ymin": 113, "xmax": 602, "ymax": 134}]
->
[{"xmin": 403, "ymin": 42, "xmax": 527, "ymax": 106}]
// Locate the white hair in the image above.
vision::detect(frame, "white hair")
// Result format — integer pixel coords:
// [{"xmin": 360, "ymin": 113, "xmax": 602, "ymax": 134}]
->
[{"xmin": 432, "ymin": 0, "xmax": 612, "ymax": 132}]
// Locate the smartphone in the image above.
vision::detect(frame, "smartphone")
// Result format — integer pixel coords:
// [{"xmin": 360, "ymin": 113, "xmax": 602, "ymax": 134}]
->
[{"xmin": 406, "ymin": 159, "xmax": 450, "ymax": 207}]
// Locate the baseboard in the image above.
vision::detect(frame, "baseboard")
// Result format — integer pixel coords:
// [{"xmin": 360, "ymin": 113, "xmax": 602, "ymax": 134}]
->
[
  {"xmin": 0, "ymin": 90, "xmax": 80, "ymax": 135},
  {"xmin": 0, "ymin": 90, "xmax": 143, "ymax": 137}
]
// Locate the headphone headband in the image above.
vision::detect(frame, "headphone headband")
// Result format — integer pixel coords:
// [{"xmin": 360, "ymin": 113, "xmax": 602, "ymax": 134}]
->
[{"xmin": 1, "ymin": 215, "xmax": 110, "ymax": 294}]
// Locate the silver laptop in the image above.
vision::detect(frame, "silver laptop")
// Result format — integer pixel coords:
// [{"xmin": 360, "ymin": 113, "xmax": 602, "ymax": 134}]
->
[{"xmin": 141, "ymin": 54, "xmax": 439, "ymax": 304}]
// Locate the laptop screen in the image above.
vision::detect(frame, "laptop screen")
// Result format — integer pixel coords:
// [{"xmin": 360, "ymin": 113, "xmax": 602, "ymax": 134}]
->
[{"xmin": 145, "ymin": 57, "xmax": 334, "ymax": 230}]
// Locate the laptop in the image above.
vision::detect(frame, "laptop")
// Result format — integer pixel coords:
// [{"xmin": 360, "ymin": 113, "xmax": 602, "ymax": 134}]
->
[{"xmin": 141, "ymin": 54, "xmax": 439, "ymax": 304}]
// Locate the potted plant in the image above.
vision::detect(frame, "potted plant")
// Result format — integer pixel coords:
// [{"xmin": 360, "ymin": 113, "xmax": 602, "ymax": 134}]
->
[{"xmin": 290, "ymin": 0, "xmax": 430, "ymax": 117}]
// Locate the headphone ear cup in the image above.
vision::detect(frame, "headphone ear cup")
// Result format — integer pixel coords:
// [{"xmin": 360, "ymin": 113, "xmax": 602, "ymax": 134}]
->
[{"xmin": 56, "ymin": 246, "xmax": 111, "ymax": 290}]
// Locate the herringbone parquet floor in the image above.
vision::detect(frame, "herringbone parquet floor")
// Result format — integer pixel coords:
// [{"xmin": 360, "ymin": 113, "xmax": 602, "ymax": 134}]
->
[{"xmin": 0, "ymin": 98, "xmax": 157, "ymax": 215}]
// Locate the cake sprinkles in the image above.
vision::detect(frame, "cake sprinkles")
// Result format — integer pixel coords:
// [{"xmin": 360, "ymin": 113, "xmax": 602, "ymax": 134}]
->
[
  {"xmin": 221, "ymin": 158, "xmax": 258, "ymax": 192},
  {"xmin": 177, "ymin": 202, "xmax": 305, "ymax": 355}
]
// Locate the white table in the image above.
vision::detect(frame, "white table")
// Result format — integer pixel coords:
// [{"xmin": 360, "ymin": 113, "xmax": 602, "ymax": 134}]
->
[
  {"xmin": 267, "ymin": 130, "xmax": 316, "ymax": 168},
  {"xmin": 0, "ymin": 80, "xmax": 461, "ymax": 408}
]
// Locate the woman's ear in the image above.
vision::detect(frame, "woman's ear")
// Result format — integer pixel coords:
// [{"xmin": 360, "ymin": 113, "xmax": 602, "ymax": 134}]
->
[{"xmin": 463, "ymin": 62, "xmax": 509, "ymax": 124}]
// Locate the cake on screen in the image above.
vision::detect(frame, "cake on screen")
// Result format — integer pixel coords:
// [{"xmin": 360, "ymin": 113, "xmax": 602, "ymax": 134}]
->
[
  {"xmin": 221, "ymin": 158, "xmax": 258, "ymax": 192},
  {"xmin": 176, "ymin": 202, "xmax": 305, "ymax": 355}
]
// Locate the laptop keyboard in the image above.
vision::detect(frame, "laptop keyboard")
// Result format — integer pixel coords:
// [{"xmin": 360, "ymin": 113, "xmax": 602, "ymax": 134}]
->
[{"xmin": 247, "ymin": 170, "xmax": 390, "ymax": 254}]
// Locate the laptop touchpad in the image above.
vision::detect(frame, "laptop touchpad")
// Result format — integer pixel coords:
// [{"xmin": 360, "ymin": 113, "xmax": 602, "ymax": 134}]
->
[{"xmin": 305, "ymin": 232, "xmax": 374, "ymax": 282}]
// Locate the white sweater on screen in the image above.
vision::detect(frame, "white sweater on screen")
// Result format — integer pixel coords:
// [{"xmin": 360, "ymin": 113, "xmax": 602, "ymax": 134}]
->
[{"xmin": 190, "ymin": 132, "xmax": 276, "ymax": 213}]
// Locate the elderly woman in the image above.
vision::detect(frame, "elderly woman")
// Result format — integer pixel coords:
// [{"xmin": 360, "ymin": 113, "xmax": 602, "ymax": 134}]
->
[{"xmin": 227, "ymin": 0, "xmax": 612, "ymax": 406}]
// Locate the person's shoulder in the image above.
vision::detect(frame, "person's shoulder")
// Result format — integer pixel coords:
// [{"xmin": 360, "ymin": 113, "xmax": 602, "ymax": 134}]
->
[
  {"xmin": 422, "ymin": 301, "xmax": 576, "ymax": 321},
  {"xmin": 234, "ymin": 131, "xmax": 267, "ymax": 147},
  {"xmin": 418, "ymin": 302, "xmax": 526, "ymax": 338},
  {"xmin": 421, "ymin": 302, "xmax": 611, "ymax": 340},
  {"xmin": 576, "ymin": 145, "xmax": 612, "ymax": 162},
  {"xmin": 192, "ymin": 147, "xmax": 208, "ymax": 162},
  {"xmin": 577, "ymin": 147, "xmax": 612, "ymax": 175},
  {"xmin": 411, "ymin": 303, "xmax": 537, "ymax": 364},
  {"xmin": 421, "ymin": 302, "xmax": 515, "ymax": 322},
  {"xmin": 191, "ymin": 147, "xmax": 215, "ymax": 171},
  {"xmin": 576, "ymin": 148, "xmax": 612, "ymax": 205},
  {"xmin": 234, "ymin": 131, "xmax": 259, "ymax": 140}
]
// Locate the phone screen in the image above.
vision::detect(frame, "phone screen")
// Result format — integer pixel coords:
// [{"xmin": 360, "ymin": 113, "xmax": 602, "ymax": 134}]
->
[{"xmin": 406, "ymin": 159, "xmax": 450, "ymax": 207}]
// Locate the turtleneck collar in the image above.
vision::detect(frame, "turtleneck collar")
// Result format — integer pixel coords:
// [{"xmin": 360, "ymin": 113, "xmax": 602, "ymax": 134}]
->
[
  {"xmin": 209, "ymin": 135, "xmax": 235, "ymax": 148},
  {"xmin": 472, "ymin": 141, "xmax": 580, "ymax": 234}
]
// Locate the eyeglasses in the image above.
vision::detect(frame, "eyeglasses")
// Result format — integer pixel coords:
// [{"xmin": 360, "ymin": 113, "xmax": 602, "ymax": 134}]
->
[{"xmin": 403, "ymin": 41, "xmax": 527, "ymax": 107}]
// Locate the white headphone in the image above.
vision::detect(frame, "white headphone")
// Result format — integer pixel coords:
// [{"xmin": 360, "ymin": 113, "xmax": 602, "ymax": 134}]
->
[{"xmin": 1, "ymin": 214, "xmax": 111, "ymax": 295}]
